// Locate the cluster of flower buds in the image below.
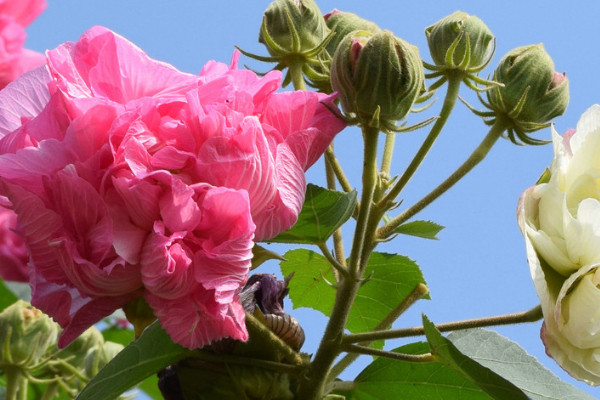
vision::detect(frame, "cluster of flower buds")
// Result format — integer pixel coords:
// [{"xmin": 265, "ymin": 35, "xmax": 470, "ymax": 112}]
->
[{"xmin": 0, "ymin": 300, "xmax": 123, "ymax": 398}]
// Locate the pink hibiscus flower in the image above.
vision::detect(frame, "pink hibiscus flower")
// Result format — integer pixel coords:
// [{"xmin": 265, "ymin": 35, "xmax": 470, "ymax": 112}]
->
[
  {"xmin": 0, "ymin": 26, "xmax": 344, "ymax": 348},
  {"xmin": 0, "ymin": 0, "xmax": 46, "ymax": 89}
]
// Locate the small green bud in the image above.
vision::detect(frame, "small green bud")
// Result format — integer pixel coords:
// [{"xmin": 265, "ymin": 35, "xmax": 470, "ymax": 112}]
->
[
  {"xmin": 259, "ymin": 0, "xmax": 329, "ymax": 57},
  {"xmin": 331, "ymin": 30, "xmax": 424, "ymax": 129},
  {"xmin": 0, "ymin": 300, "xmax": 59, "ymax": 367},
  {"xmin": 323, "ymin": 9, "xmax": 382, "ymax": 57},
  {"xmin": 425, "ymin": 11, "xmax": 494, "ymax": 72},
  {"xmin": 486, "ymin": 44, "xmax": 569, "ymax": 143},
  {"xmin": 83, "ymin": 340, "xmax": 124, "ymax": 378}
]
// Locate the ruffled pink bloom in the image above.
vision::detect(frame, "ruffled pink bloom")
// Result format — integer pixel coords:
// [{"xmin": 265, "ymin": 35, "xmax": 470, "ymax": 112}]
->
[
  {"xmin": 0, "ymin": 201, "xmax": 28, "ymax": 282},
  {"xmin": 0, "ymin": 0, "xmax": 46, "ymax": 89},
  {"xmin": 0, "ymin": 26, "xmax": 345, "ymax": 349}
]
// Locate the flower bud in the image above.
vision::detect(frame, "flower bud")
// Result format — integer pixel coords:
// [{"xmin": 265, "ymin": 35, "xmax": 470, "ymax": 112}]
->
[
  {"xmin": 259, "ymin": 0, "xmax": 329, "ymax": 57},
  {"xmin": 331, "ymin": 30, "xmax": 424, "ymax": 128},
  {"xmin": 83, "ymin": 340, "xmax": 124, "ymax": 378},
  {"xmin": 0, "ymin": 300, "xmax": 59, "ymax": 367},
  {"xmin": 323, "ymin": 9, "xmax": 381, "ymax": 57},
  {"xmin": 425, "ymin": 11, "xmax": 494, "ymax": 72},
  {"xmin": 486, "ymin": 44, "xmax": 569, "ymax": 141}
]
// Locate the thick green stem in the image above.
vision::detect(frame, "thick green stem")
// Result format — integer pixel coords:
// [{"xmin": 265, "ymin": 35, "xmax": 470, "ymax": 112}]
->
[
  {"xmin": 327, "ymin": 283, "xmax": 429, "ymax": 381},
  {"xmin": 378, "ymin": 117, "xmax": 508, "ymax": 239},
  {"xmin": 4, "ymin": 366, "xmax": 24, "ymax": 400},
  {"xmin": 378, "ymin": 73, "xmax": 463, "ymax": 209},
  {"xmin": 342, "ymin": 305, "xmax": 543, "ymax": 344},
  {"xmin": 348, "ymin": 127, "xmax": 380, "ymax": 276},
  {"xmin": 289, "ymin": 61, "xmax": 306, "ymax": 91},
  {"xmin": 295, "ymin": 126, "xmax": 381, "ymax": 400}
]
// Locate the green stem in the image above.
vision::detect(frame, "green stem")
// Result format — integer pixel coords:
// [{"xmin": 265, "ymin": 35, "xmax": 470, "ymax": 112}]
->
[
  {"xmin": 325, "ymin": 145, "xmax": 348, "ymax": 273},
  {"xmin": 378, "ymin": 116, "xmax": 508, "ymax": 240},
  {"xmin": 324, "ymin": 147, "xmax": 354, "ymax": 195},
  {"xmin": 380, "ymin": 132, "xmax": 396, "ymax": 179},
  {"xmin": 295, "ymin": 126, "xmax": 381, "ymax": 400},
  {"xmin": 289, "ymin": 61, "xmax": 306, "ymax": 91},
  {"xmin": 342, "ymin": 344, "xmax": 435, "ymax": 363},
  {"xmin": 342, "ymin": 305, "xmax": 542, "ymax": 344},
  {"xmin": 378, "ymin": 72, "xmax": 462, "ymax": 209},
  {"xmin": 4, "ymin": 366, "xmax": 24, "ymax": 400},
  {"xmin": 348, "ymin": 127, "xmax": 380, "ymax": 276},
  {"xmin": 18, "ymin": 375, "xmax": 27, "ymax": 400},
  {"xmin": 327, "ymin": 283, "xmax": 429, "ymax": 381},
  {"xmin": 317, "ymin": 242, "xmax": 348, "ymax": 279}
]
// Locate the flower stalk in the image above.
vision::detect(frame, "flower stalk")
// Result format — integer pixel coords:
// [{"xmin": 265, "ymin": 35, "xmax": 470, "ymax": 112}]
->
[
  {"xmin": 296, "ymin": 125, "xmax": 381, "ymax": 399},
  {"xmin": 378, "ymin": 71, "xmax": 463, "ymax": 209},
  {"xmin": 377, "ymin": 116, "xmax": 508, "ymax": 240},
  {"xmin": 342, "ymin": 304, "xmax": 542, "ymax": 344}
]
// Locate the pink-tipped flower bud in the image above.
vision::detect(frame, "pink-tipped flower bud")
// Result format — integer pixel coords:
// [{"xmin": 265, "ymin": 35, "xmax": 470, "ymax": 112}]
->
[
  {"xmin": 331, "ymin": 30, "xmax": 424, "ymax": 128},
  {"xmin": 486, "ymin": 44, "xmax": 569, "ymax": 144}
]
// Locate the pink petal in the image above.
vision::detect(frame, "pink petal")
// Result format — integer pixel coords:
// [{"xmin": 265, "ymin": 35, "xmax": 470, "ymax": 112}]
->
[
  {"xmin": 0, "ymin": 66, "xmax": 51, "ymax": 137},
  {"xmin": 0, "ymin": 0, "xmax": 46, "ymax": 27}
]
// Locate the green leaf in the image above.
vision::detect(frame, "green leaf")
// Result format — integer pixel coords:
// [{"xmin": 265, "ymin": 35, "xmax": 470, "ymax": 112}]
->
[
  {"xmin": 280, "ymin": 249, "xmax": 337, "ymax": 317},
  {"xmin": 101, "ymin": 327, "xmax": 135, "ymax": 347},
  {"xmin": 269, "ymin": 184, "xmax": 357, "ymax": 244},
  {"xmin": 281, "ymin": 250, "xmax": 428, "ymax": 343},
  {"xmin": 337, "ymin": 341, "xmax": 491, "ymax": 399},
  {"xmin": 0, "ymin": 278, "xmax": 18, "ymax": 311},
  {"xmin": 448, "ymin": 328, "xmax": 597, "ymax": 400},
  {"xmin": 395, "ymin": 220, "xmax": 444, "ymax": 240},
  {"xmin": 347, "ymin": 253, "xmax": 429, "ymax": 343},
  {"xmin": 77, "ymin": 321, "xmax": 193, "ymax": 400},
  {"xmin": 423, "ymin": 315, "xmax": 528, "ymax": 399}
]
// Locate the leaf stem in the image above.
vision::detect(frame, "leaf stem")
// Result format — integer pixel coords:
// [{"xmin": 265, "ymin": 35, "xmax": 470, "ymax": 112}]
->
[
  {"xmin": 317, "ymin": 242, "xmax": 348, "ymax": 279},
  {"xmin": 377, "ymin": 116, "xmax": 508, "ymax": 240},
  {"xmin": 342, "ymin": 304, "xmax": 542, "ymax": 344},
  {"xmin": 377, "ymin": 72, "xmax": 463, "ymax": 209},
  {"xmin": 342, "ymin": 343, "xmax": 435, "ymax": 363},
  {"xmin": 327, "ymin": 283, "xmax": 429, "ymax": 381}
]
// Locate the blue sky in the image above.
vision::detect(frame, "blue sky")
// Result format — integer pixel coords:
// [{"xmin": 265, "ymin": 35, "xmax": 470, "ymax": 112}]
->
[{"xmin": 24, "ymin": 1, "xmax": 600, "ymax": 397}]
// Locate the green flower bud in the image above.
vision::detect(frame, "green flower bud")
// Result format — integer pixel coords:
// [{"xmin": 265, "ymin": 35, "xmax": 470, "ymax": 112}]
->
[
  {"xmin": 49, "ymin": 326, "xmax": 105, "ymax": 372},
  {"xmin": 331, "ymin": 30, "xmax": 424, "ymax": 129},
  {"xmin": 425, "ymin": 11, "xmax": 494, "ymax": 72},
  {"xmin": 83, "ymin": 340, "xmax": 124, "ymax": 378},
  {"xmin": 486, "ymin": 44, "xmax": 569, "ymax": 143},
  {"xmin": 259, "ymin": 0, "xmax": 329, "ymax": 57},
  {"xmin": 324, "ymin": 9, "xmax": 382, "ymax": 57},
  {"xmin": 0, "ymin": 300, "xmax": 59, "ymax": 368}
]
